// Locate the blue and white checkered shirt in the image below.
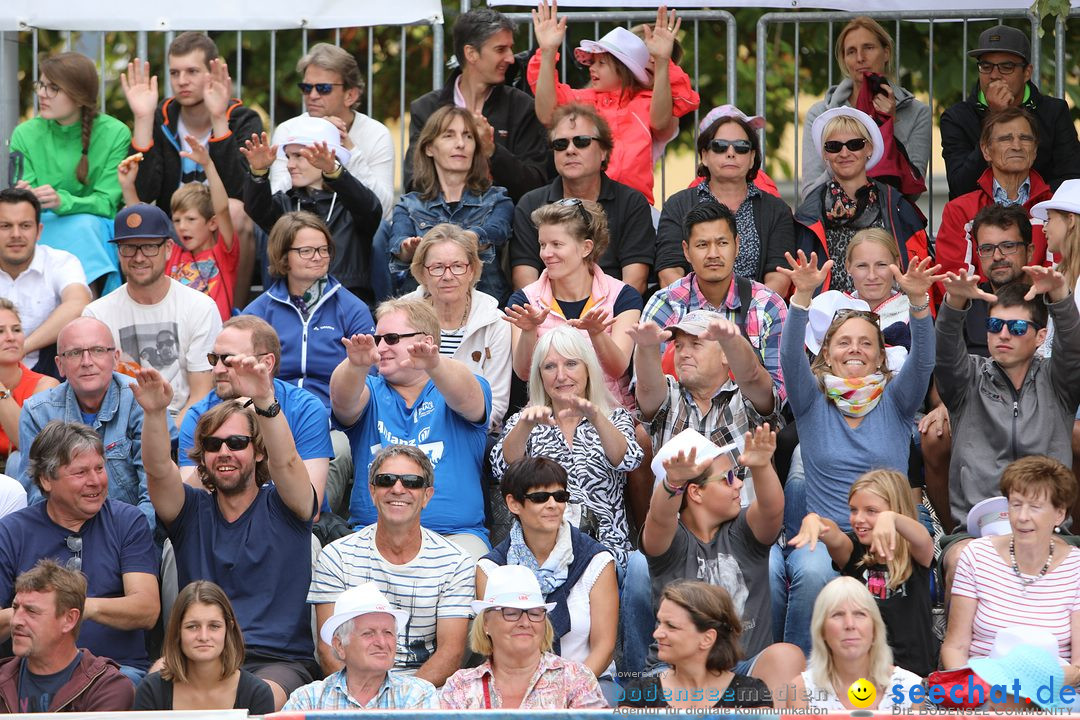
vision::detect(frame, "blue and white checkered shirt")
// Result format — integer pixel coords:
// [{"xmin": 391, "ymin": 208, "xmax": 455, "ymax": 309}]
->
[
  {"xmin": 992, "ymin": 176, "xmax": 1031, "ymax": 206},
  {"xmin": 282, "ymin": 669, "xmax": 438, "ymax": 711}
]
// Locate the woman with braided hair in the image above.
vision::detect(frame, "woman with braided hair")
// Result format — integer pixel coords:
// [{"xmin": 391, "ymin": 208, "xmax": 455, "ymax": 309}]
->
[{"xmin": 10, "ymin": 52, "xmax": 129, "ymax": 293}]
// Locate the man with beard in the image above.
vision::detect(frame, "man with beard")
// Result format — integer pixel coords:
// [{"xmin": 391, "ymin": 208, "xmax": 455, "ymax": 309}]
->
[{"xmin": 136, "ymin": 354, "xmax": 318, "ymax": 711}]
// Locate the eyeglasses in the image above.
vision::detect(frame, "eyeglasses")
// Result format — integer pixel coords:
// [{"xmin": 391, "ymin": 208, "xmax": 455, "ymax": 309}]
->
[
  {"xmin": 373, "ymin": 331, "xmax": 423, "ymax": 346},
  {"xmin": 202, "ymin": 435, "xmax": 253, "ymax": 452},
  {"xmin": 33, "ymin": 81, "xmax": 61, "ymax": 98},
  {"xmin": 823, "ymin": 138, "xmax": 869, "ymax": 154},
  {"xmin": 494, "ymin": 607, "xmax": 548, "ymax": 622},
  {"xmin": 976, "ymin": 240, "xmax": 1027, "ymax": 258},
  {"xmin": 707, "ymin": 139, "xmax": 753, "ymax": 155},
  {"xmin": 425, "ymin": 262, "xmax": 470, "ymax": 277},
  {"xmin": 117, "ymin": 240, "xmax": 168, "ymax": 258},
  {"xmin": 550, "ymin": 135, "xmax": 599, "ymax": 152},
  {"xmin": 65, "ymin": 535, "xmax": 82, "ymax": 572},
  {"xmin": 297, "ymin": 82, "xmax": 345, "ymax": 95},
  {"xmin": 977, "ymin": 60, "xmax": 1024, "ymax": 75},
  {"xmin": 59, "ymin": 346, "xmax": 115, "ymax": 360},
  {"xmin": 288, "ymin": 245, "xmax": 332, "ymax": 259},
  {"xmin": 372, "ymin": 473, "xmax": 429, "ymax": 489},
  {"xmin": 523, "ymin": 490, "xmax": 571, "ymax": 504},
  {"xmin": 986, "ymin": 317, "xmax": 1042, "ymax": 335},
  {"xmin": 554, "ymin": 197, "xmax": 593, "ymax": 228}
]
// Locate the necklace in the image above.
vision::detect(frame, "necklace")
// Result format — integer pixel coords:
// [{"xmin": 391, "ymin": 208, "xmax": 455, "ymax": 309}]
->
[{"xmin": 1009, "ymin": 536, "xmax": 1054, "ymax": 594}]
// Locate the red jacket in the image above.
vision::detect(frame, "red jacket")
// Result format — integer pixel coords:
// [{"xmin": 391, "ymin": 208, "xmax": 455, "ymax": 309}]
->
[
  {"xmin": 933, "ymin": 167, "xmax": 1051, "ymax": 306},
  {"xmin": 0, "ymin": 649, "xmax": 134, "ymax": 713}
]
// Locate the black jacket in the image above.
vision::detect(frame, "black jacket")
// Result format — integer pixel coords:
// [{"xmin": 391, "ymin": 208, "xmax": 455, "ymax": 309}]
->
[
  {"xmin": 131, "ymin": 96, "xmax": 264, "ymax": 209},
  {"xmin": 405, "ymin": 70, "xmax": 552, "ymax": 203},
  {"xmin": 940, "ymin": 81, "xmax": 1080, "ymax": 199},
  {"xmin": 244, "ymin": 169, "xmax": 382, "ymax": 303}
]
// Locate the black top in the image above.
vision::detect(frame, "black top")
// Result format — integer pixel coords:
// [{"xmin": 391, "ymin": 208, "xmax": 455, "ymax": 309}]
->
[
  {"xmin": 618, "ymin": 673, "xmax": 772, "ymax": 708},
  {"xmin": 132, "ymin": 669, "xmax": 274, "ymax": 714}
]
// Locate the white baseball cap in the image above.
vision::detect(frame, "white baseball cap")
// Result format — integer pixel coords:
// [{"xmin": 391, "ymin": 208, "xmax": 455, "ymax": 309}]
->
[
  {"xmin": 277, "ymin": 115, "xmax": 352, "ymax": 165},
  {"xmin": 650, "ymin": 428, "xmax": 737, "ymax": 485},
  {"xmin": 966, "ymin": 496, "xmax": 1010, "ymax": 538}
]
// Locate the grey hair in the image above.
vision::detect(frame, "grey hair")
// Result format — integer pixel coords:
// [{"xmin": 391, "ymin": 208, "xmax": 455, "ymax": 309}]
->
[
  {"xmin": 331, "ymin": 617, "xmax": 356, "ymax": 661},
  {"xmin": 367, "ymin": 444, "xmax": 434, "ymax": 487},
  {"xmin": 27, "ymin": 421, "xmax": 105, "ymax": 494},
  {"xmin": 453, "ymin": 7, "xmax": 515, "ymax": 68},
  {"xmin": 296, "ymin": 42, "xmax": 364, "ymax": 102}
]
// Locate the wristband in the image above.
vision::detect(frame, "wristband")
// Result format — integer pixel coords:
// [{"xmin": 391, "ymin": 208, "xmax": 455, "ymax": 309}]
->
[
  {"xmin": 661, "ymin": 478, "xmax": 686, "ymax": 498},
  {"xmin": 322, "ymin": 162, "xmax": 344, "ymax": 181},
  {"xmin": 909, "ymin": 294, "xmax": 930, "ymax": 313}
]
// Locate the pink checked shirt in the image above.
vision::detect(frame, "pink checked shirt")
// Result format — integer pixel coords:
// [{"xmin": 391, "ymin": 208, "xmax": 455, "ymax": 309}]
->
[{"xmin": 439, "ymin": 652, "xmax": 608, "ymax": 709}]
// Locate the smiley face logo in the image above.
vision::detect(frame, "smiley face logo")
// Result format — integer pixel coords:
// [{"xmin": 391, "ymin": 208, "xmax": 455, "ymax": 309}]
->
[{"xmin": 847, "ymin": 678, "xmax": 876, "ymax": 709}]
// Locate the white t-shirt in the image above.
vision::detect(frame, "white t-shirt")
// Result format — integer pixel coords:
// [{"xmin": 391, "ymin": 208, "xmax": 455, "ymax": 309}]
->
[
  {"xmin": 0, "ymin": 244, "xmax": 88, "ymax": 368},
  {"xmin": 0, "ymin": 474, "xmax": 27, "ymax": 520},
  {"xmin": 269, "ymin": 110, "xmax": 395, "ymax": 219},
  {"xmin": 83, "ymin": 279, "xmax": 220, "ymax": 416}
]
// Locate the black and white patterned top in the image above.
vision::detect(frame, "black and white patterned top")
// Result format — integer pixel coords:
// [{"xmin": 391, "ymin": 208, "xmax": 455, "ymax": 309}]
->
[
  {"xmin": 490, "ymin": 407, "xmax": 644, "ymax": 568},
  {"xmin": 696, "ymin": 182, "xmax": 762, "ymax": 280}
]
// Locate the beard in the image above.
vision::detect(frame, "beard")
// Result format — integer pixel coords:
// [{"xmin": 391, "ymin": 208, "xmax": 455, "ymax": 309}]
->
[{"xmin": 201, "ymin": 457, "xmax": 257, "ymax": 496}]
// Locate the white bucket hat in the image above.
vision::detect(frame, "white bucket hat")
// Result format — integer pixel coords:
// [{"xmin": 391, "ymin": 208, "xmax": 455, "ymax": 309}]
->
[
  {"xmin": 966, "ymin": 496, "xmax": 1010, "ymax": 538},
  {"xmin": 319, "ymin": 582, "xmax": 409, "ymax": 646},
  {"xmin": 470, "ymin": 565, "xmax": 556, "ymax": 615},
  {"xmin": 811, "ymin": 106, "xmax": 884, "ymax": 172},
  {"xmin": 1030, "ymin": 179, "xmax": 1080, "ymax": 221},
  {"xmin": 574, "ymin": 27, "xmax": 651, "ymax": 87},
  {"xmin": 276, "ymin": 115, "xmax": 352, "ymax": 165}
]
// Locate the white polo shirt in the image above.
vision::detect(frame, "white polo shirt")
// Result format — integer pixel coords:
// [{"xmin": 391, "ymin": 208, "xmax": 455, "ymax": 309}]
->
[{"xmin": 0, "ymin": 244, "xmax": 88, "ymax": 368}]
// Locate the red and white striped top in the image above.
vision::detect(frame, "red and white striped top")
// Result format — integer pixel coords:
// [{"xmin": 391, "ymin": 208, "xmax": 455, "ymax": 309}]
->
[{"xmin": 953, "ymin": 536, "xmax": 1080, "ymax": 660}]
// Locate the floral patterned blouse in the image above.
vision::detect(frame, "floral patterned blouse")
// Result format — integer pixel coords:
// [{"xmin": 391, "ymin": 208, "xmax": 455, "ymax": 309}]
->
[{"xmin": 439, "ymin": 652, "xmax": 608, "ymax": 709}]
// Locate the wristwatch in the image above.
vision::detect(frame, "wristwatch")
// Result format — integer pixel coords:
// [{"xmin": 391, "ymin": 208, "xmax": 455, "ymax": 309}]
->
[{"xmin": 251, "ymin": 399, "xmax": 281, "ymax": 418}]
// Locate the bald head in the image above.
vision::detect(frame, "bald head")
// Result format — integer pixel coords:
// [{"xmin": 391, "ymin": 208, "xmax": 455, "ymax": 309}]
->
[
  {"xmin": 56, "ymin": 318, "xmax": 119, "ymax": 405},
  {"xmin": 57, "ymin": 317, "xmax": 113, "ymax": 353}
]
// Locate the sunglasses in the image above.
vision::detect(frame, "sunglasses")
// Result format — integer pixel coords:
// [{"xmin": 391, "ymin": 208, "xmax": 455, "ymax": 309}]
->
[
  {"xmin": 373, "ymin": 331, "xmax": 424, "ymax": 346},
  {"xmin": 823, "ymin": 138, "xmax": 868, "ymax": 154},
  {"xmin": 372, "ymin": 473, "xmax": 429, "ymax": 489},
  {"xmin": 553, "ymin": 196, "xmax": 593, "ymax": 227},
  {"xmin": 203, "ymin": 435, "xmax": 253, "ymax": 452},
  {"xmin": 550, "ymin": 135, "xmax": 599, "ymax": 151},
  {"xmin": 523, "ymin": 490, "xmax": 571, "ymax": 504},
  {"xmin": 986, "ymin": 317, "xmax": 1042, "ymax": 336},
  {"xmin": 494, "ymin": 607, "xmax": 548, "ymax": 622},
  {"xmin": 207, "ymin": 351, "xmax": 271, "ymax": 367},
  {"xmin": 65, "ymin": 534, "xmax": 82, "ymax": 572},
  {"xmin": 707, "ymin": 139, "xmax": 753, "ymax": 155},
  {"xmin": 297, "ymin": 82, "xmax": 344, "ymax": 95}
]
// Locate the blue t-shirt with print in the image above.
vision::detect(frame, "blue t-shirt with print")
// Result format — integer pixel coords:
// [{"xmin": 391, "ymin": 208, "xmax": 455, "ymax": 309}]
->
[{"xmin": 341, "ymin": 375, "xmax": 491, "ymax": 541}]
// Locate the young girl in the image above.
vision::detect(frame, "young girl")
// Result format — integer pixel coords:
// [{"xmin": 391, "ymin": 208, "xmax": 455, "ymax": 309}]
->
[
  {"xmin": 529, "ymin": 3, "xmax": 699, "ymax": 205},
  {"xmin": 1032, "ymin": 180, "xmax": 1080, "ymax": 357},
  {"xmin": 789, "ymin": 469, "xmax": 936, "ymax": 677}
]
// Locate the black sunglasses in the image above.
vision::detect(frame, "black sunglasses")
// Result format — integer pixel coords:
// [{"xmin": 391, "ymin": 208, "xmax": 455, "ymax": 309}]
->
[
  {"xmin": 550, "ymin": 135, "xmax": 599, "ymax": 151},
  {"xmin": 203, "ymin": 435, "xmax": 253, "ymax": 452},
  {"xmin": 373, "ymin": 331, "xmax": 424, "ymax": 346},
  {"xmin": 554, "ymin": 196, "xmax": 593, "ymax": 227},
  {"xmin": 523, "ymin": 490, "xmax": 571, "ymax": 504},
  {"xmin": 207, "ymin": 351, "xmax": 271, "ymax": 367},
  {"xmin": 986, "ymin": 317, "xmax": 1042, "ymax": 336},
  {"xmin": 297, "ymin": 81, "xmax": 344, "ymax": 95},
  {"xmin": 823, "ymin": 138, "xmax": 868, "ymax": 154},
  {"xmin": 707, "ymin": 139, "xmax": 753, "ymax": 155},
  {"xmin": 372, "ymin": 473, "xmax": 429, "ymax": 489}
]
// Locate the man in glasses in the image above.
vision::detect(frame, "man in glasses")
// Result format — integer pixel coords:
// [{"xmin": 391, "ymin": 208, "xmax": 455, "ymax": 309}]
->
[
  {"xmin": 0, "ymin": 422, "xmax": 159, "ymax": 685},
  {"xmin": 510, "ymin": 103, "xmax": 654, "ymax": 295},
  {"xmin": 941, "ymin": 24, "xmax": 1080, "ymax": 199},
  {"xmin": 268, "ymin": 43, "xmax": 393, "ymax": 221},
  {"xmin": 83, "ymin": 204, "xmax": 221, "ymax": 424},
  {"xmin": 15, "ymin": 317, "xmax": 176, "ymax": 530},
  {"xmin": 137, "ymin": 354, "xmax": 320, "ymax": 710},
  {"xmin": 309, "ymin": 445, "xmax": 473, "ymax": 687}
]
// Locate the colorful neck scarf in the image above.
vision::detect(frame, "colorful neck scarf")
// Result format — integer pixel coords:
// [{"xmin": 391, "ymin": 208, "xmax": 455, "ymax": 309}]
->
[
  {"xmin": 823, "ymin": 372, "xmax": 886, "ymax": 417},
  {"xmin": 824, "ymin": 180, "xmax": 877, "ymax": 223}
]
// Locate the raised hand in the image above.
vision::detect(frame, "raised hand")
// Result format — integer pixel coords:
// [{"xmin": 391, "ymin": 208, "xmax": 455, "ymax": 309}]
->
[
  {"xmin": 323, "ymin": 115, "xmax": 355, "ymax": 151},
  {"xmin": 567, "ymin": 306, "xmax": 614, "ymax": 336},
  {"xmin": 626, "ymin": 321, "xmax": 672, "ymax": 347},
  {"xmin": 661, "ymin": 447, "xmax": 712, "ymax": 488},
  {"xmin": 402, "ymin": 338, "xmax": 441, "ymax": 372},
  {"xmin": 300, "ymin": 141, "xmax": 338, "ymax": 174},
  {"xmin": 227, "ymin": 353, "xmax": 274, "ymax": 403},
  {"xmin": 519, "ymin": 404, "xmax": 556, "ymax": 429},
  {"xmin": 532, "ymin": 0, "xmax": 567, "ymax": 52},
  {"xmin": 778, "ymin": 250, "xmax": 832, "ymax": 297},
  {"xmin": 240, "ymin": 133, "xmax": 278, "ymax": 172},
  {"xmin": 341, "ymin": 334, "xmax": 380, "ymax": 368},
  {"xmin": 203, "ymin": 58, "xmax": 233, "ymax": 119},
  {"xmin": 699, "ymin": 317, "xmax": 742, "ymax": 345},
  {"xmin": 738, "ymin": 423, "xmax": 776, "ymax": 469},
  {"xmin": 132, "ymin": 367, "xmax": 174, "ymax": 413},
  {"xmin": 868, "ymin": 510, "xmax": 899, "ymax": 561},
  {"xmin": 120, "ymin": 59, "xmax": 159, "ymax": 119},
  {"xmin": 179, "ymin": 135, "xmax": 210, "ymax": 168},
  {"xmin": 643, "ymin": 6, "xmax": 681, "ymax": 61},
  {"xmin": 1023, "ymin": 265, "xmax": 1068, "ymax": 300},
  {"xmin": 117, "ymin": 153, "xmax": 143, "ymax": 192},
  {"xmin": 941, "ymin": 270, "xmax": 997, "ymax": 304},
  {"xmin": 557, "ymin": 394, "xmax": 598, "ymax": 422},
  {"xmin": 397, "ymin": 236, "xmax": 422, "ymax": 262},
  {"xmin": 503, "ymin": 303, "xmax": 551, "ymax": 332},
  {"xmin": 788, "ymin": 512, "xmax": 829, "ymax": 551},
  {"xmin": 890, "ymin": 255, "xmax": 945, "ymax": 299}
]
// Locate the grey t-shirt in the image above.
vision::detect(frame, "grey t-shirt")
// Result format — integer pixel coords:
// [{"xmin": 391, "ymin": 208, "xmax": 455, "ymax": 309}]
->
[{"xmin": 646, "ymin": 510, "xmax": 772, "ymax": 657}]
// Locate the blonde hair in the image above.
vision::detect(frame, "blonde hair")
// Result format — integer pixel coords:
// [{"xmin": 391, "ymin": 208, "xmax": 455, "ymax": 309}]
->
[
  {"xmin": 835, "ymin": 17, "xmax": 894, "ymax": 80},
  {"xmin": 845, "ymin": 227, "xmax": 900, "ymax": 269},
  {"xmin": 468, "ymin": 609, "xmax": 555, "ymax": 657},
  {"xmin": 527, "ymin": 325, "xmax": 614, "ymax": 415},
  {"xmin": 849, "ymin": 469, "xmax": 916, "ymax": 588},
  {"xmin": 808, "ymin": 577, "xmax": 893, "ymax": 693},
  {"xmin": 170, "ymin": 182, "xmax": 215, "ymax": 221},
  {"xmin": 821, "ymin": 116, "xmax": 873, "ymax": 149},
  {"xmin": 1049, "ymin": 209, "xmax": 1080, "ymax": 291},
  {"xmin": 809, "ymin": 313, "xmax": 893, "ymax": 387},
  {"xmin": 375, "ymin": 297, "xmax": 441, "ymax": 347},
  {"xmin": 409, "ymin": 223, "xmax": 483, "ymax": 290},
  {"xmin": 530, "ymin": 200, "xmax": 609, "ymax": 265}
]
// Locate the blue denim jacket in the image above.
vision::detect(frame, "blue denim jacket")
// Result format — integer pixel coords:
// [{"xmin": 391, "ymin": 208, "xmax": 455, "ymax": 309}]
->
[
  {"xmin": 388, "ymin": 186, "xmax": 513, "ymax": 301},
  {"xmin": 15, "ymin": 372, "xmax": 176, "ymax": 530}
]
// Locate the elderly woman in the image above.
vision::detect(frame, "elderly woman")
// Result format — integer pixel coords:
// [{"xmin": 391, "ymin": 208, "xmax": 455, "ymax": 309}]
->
[
  {"xmin": 404, "ymin": 223, "xmax": 511, "ymax": 428},
  {"xmin": 620, "ymin": 582, "xmax": 771, "ymax": 709},
  {"xmin": 479, "ymin": 457, "xmax": 618, "ymax": 695},
  {"xmin": 242, "ymin": 211, "xmax": 374, "ymax": 411},
  {"xmin": 505, "ymin": 199, "xmax": 642, "ymax": 409},
  {"xmin": 655, "ymin": 106, "xmax": 795, "ymax": 294},
  {"xmin": 771, "ymin": 248, "xmax": 939, "ymax": 654},
  {"xmin": 941, "ymin": 455, "xmax": 1080, "ymax": 684},
  {"xmin": 0, "ymin": 299, "xmax": 59, "ymax": 473},
  {"xmin": 794, "ymin": 107, "xmax": 929, "ymax": 296},
  {"xmin": 440, "ymin": 564, "xmax": 607, "ymax": 709},
  {"xmin": 785, "ymin": 577, "xmax": 922, "ymax": 711},
  {"xmin": 390, "ymin": 106, "xmax": 513, "ymax": 302},
  {"xmin": 491, "ymin": 325, "xmax": 643, "ymax": 569},
  {"xmin": 802, "ymin": 17, "xmax": 931, "ymax": 200}
]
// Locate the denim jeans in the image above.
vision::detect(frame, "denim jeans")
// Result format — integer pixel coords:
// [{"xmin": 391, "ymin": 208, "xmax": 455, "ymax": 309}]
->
[{"xmin": 618, "ymin": 550, "xmax": 654, "ymax": 678}]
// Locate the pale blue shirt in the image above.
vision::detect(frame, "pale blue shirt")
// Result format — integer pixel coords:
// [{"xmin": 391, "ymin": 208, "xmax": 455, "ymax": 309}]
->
[{"xmin": 282, "ymin": 669, "xmax": 438, "ymax": 711}]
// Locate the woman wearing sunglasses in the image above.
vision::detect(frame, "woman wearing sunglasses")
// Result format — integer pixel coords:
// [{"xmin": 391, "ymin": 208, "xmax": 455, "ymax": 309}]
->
[
  {"xmin": 655, "ymin": 106, "xmax": 795, "ymax": 294},
  {"xmin": 794, "ymin": 107, "xmax": 929, "ymax": 297},
  {"xmin": 770, "ymin": 248, "xmax": 940, "ymax": 654},
  {"xmin": 440, "ymin": 564, "xmax": 607, "ymax": 709},
  {"xmin": 478, "ymin": 457, "xmax": 618, "ymax": 700},
  {"xmin": 388, "ymin": 106, "xmax": 512, "ymax": 303}
]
